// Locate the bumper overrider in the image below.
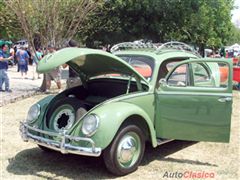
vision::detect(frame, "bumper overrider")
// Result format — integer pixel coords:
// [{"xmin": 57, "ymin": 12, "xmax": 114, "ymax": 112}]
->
[{"xmin": 20, "ymin": 122, "xmax": 101, "ymax": 157}]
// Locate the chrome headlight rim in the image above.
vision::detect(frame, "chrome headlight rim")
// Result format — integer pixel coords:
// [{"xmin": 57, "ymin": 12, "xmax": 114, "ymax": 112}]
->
[
  {"xmin": 81, "ymin": 114, "xmax": 100, "ymax": 137},
  {"xmin": 26, "ymin": 103, "xmax": 41, "ymax": 123}
]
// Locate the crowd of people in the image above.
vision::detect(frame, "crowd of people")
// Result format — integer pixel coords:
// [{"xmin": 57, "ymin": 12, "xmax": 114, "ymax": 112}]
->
[
  {"xmin": 206, "ymin": 47, "xmax": 240, "ymax": 59},
  {"xmin": 1, "ymin": 40, "xmax": 239, "ymax": 93},
  {"xmin": 0, "ymin": 40, "xmax": 82, "ymax": 93},
  {"xmin": 0, "ymin": 43, "xmax": 44, "ymax": 93}
]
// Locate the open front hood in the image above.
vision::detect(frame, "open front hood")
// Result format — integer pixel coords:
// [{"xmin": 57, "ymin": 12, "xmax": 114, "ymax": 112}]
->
[{"xmin": 37, "ymin": 47, "xmax": 148, "ymax": 83}]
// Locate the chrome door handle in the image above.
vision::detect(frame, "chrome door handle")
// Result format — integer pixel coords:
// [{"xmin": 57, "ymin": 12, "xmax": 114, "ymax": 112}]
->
[{"xmin": 218, "ymin": 97, "xmax": 232, "ymax": 102}]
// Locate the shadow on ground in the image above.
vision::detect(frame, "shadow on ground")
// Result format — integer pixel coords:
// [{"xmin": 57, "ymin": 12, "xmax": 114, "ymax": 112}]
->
[
  {"xmin": 142, "ymin": 140, "xmax": 217, "ymax": 167},
  {"xmin": 7, "ymin": 140, "xmax": 209, "ymax": 179}
]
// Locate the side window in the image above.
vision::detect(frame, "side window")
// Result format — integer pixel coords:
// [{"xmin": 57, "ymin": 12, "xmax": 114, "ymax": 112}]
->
[
  {"xmin": 192, "ymin": 63, "xmax": 211, "ymax": 86},
  {"xmin": 167, "ymin": 64, "xmax": 188, "ymax": 87},
  {"xmin": 192, "ymin": 62, "xmax": 229, "ymax": 88},
  {"xmin": 164, "ymin": 61, "xmax": 229, "ymax": 89}
]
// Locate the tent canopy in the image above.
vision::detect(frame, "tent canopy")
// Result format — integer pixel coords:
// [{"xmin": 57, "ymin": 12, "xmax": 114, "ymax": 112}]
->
[{"xmin": 229, "ymin": 43, "xmax": 240, "ymax": 50}]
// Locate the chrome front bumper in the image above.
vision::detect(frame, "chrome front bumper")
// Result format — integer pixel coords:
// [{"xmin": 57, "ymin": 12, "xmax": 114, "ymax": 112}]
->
[{"xmin": 20, "ymin": 122, "xmax": 101, "ymax": 157}]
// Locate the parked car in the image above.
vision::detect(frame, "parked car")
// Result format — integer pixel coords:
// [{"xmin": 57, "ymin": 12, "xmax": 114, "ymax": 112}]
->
[{"xmin": 20, "ymin": 42, "xmax": 233, "ymax": 176}]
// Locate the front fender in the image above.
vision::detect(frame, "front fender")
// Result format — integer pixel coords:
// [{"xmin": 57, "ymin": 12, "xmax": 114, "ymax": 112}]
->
[
  {"xmin": 37, "ymin": 95, "xmax": 55, "ymax": 108},
  {"xmin": 28, "ymin": 95, "xmax": 54, "ymax": 126},
  {"xmin": 73, "ymin": 102, "xmax": 157, "ymax": 149}
]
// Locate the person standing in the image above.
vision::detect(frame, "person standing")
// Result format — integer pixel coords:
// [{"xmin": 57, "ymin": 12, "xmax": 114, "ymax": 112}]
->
[
  {"xmin": 225, "ymin": 50, "xmax": 229, "ymax": 58},
  {"xmin": 25, "ymin": 47, "xmax": 32, "ymax": 65},
  {"xmin": 13, "ymin": 45, "xmax": 18, "ymax": 65},
  {"xmin": 45, "ymin": 45, "xmax": 62, "ymax": 93},
  {"xmin": 0, "ymin": 44, "xmax": 13, "ymax": 92},
  {"xmin": 64, "ymin": 39, "xmax": 82, "ymax": 89},
  {"xmin": 32, "ymin": 48, "xmax": 42, "ymax": 80},
  {"xmin": 16, "ymin": 46, "xmax": 29, "ymax": 79},
  {"xmin": 9, "ymin": 45, "xmax": 15, "ymax": 66}
]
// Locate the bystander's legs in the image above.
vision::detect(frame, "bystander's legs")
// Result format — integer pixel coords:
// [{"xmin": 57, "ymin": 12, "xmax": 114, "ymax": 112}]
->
[
  {"xmin": 0, "ymin": 69, "xmax": 5, "ymax": 91},
  {"xmin": 2, "ymin": 69, "xmax": 11, "ymax": 92}
]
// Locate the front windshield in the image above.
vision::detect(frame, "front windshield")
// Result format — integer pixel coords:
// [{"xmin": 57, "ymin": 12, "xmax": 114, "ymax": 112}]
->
[{"xmin": 117, "ymin": 55, "xmax": 154, "ymax": 81}]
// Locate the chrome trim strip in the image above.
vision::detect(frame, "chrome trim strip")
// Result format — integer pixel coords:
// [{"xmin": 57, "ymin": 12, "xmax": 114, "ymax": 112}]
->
[
  {"xmin": 158, "ymin": 92, "xmax": 232, "ymax": 97},
  {"xmin": 20, "ymin": 122, "xmax": 101, "ymax": 157}
]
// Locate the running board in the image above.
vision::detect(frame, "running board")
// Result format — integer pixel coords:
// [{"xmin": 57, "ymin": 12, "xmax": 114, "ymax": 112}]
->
[{"xmin": 157, "ymin": 138, "xmax": 173, "ymax": 146}]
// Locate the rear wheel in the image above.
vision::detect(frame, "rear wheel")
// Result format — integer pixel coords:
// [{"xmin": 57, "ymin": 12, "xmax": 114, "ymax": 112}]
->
[{"xmin": 103, "ymin": 125, "xmax": 145, "ymax": 176}]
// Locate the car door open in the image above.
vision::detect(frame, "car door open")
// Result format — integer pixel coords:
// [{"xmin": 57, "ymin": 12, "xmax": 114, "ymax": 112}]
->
[{"xmin": 155, "ymin": 58, "xmax": 232, "ymax": 142}]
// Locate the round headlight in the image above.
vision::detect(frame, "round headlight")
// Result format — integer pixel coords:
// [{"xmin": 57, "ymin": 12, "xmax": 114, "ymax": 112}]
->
[
  {"xmin": 81, "ymin": 114, "xmax": 99, "ymax": 137},
  {"xmin": 26, "ymin": 104, "xmax": 40, "ymax": 123}
]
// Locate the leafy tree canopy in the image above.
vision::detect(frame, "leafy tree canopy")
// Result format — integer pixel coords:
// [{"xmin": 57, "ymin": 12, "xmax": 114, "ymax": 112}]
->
[
  {"xmin": 80, "ymin": 0, "xmax": 234, "ymax": 52},
  {"xmin": 0, "ymin": 0, "xmax": 236, "ymax": 53},
  {"xmin": 0, "ymin": 1, "xmax": 23, "ymax": 40},
  {"xmin": 4, "ymin": 0, "xmax": 102, "ymax": 50}
]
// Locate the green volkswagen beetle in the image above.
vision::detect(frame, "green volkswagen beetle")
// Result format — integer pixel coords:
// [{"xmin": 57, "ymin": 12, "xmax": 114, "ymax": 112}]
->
[{"xmin": 20, "ymin": 42, "xmax": 232, "ymax": 175}]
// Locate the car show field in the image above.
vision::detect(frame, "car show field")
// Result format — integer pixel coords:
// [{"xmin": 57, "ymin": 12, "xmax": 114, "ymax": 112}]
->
[
  {"xmin": 1, "ymin": 91, "xmax": 239, "ymax": 179},
  {"xmin": 1, "ymin": 0, "xmax": 239, "ymax": 179}
]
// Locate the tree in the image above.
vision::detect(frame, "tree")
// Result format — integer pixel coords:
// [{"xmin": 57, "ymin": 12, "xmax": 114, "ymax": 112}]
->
[
  {"xmin": 80, "ymin": 0, "xmax": 234, "ymax": 56},
  {"xmin": 5, "ymin": 0, "xmax": 101, "ymax": 49},
  {"xmin": 79, "ymin": 1, "xmax": 122, "ymax": 47},
  {"xmin": 4, "ymin": 0, "xmax": 102, "ymax": 91},
  {"xmin": 0, "ymin": 1, "xmax": 23, "ymax": 40},
  {"xmin": 227, "ymin": 25, "xmax": 240, "ymax": 45},
  {"xmin": 80, "ymin": 0, "xmax": 171, "ymax": 46},
  {"xmin": 181, "ymin": 0, "xmax": 234, "ymax": 55}
]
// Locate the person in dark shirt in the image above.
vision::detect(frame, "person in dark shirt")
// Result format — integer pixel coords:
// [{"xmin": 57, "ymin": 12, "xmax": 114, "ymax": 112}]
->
[
  {"xmin": 0, "ymin": 44, "xmax": 13, "ymax": 92},
  {"xmin": 64, "ymin": 40, "xmax": 82, "ymax": 88}
]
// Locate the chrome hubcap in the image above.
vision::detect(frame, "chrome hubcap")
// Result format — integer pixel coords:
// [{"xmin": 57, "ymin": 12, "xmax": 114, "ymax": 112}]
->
[{"xmin": 117, "ymin": 132, "xmax": 141, "ymax": 168}]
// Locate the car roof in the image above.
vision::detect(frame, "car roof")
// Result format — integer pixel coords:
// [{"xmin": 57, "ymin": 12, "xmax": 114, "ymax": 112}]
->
[
  {"xmin": 114, "ymin": 49, "xmax": 198, "ymax": 63},
  {"xmin": 112, "ymin": 41, "xmax": 200, "ymax": 63}
]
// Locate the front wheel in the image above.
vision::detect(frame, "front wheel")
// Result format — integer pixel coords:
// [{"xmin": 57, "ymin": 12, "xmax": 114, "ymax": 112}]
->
[{"xmin": 103, "ymin": 125, "xmax": 145, "ymax": 176}]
